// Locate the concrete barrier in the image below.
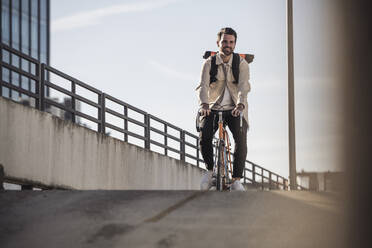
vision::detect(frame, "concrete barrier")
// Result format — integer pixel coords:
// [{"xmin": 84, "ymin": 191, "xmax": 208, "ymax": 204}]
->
[{"xmin": 0, "ymin": 97, "xmax": 204, "ymax": 189}]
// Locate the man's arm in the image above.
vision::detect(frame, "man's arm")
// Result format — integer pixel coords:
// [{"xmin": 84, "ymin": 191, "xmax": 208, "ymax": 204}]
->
[
  {"xmin": 196, "ymin": 59, "xmax": 211, "ymax": 116},
  {"xmin": 236, "ymin": 59, "xmax": 251, "ymax": 107},
  {"xmin": 232, "ymin": 59, "xmax": 250, "ymax": 117}
]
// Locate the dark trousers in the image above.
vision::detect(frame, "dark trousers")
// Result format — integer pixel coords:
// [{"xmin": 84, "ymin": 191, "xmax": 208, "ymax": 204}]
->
[{"xmin": 199, "ymin": 110, "xmax": 248, "ymax": 178}]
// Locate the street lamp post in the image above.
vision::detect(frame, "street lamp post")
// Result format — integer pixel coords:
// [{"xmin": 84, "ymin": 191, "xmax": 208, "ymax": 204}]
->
[{"xmin": 287, "ymin": 0, "xmax": 297, "ymax": 190}]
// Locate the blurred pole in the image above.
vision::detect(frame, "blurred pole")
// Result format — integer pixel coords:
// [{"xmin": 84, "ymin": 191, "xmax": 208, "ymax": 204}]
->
[
  {"xmin": 341, "ymin": 0, "xmax": 372, "ymax": 247},
  {"xmin": 287, "ymin": 0, "xmax": 297, "ymax": 189}
]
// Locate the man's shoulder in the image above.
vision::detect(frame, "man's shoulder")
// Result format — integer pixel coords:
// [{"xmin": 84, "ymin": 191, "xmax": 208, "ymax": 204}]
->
[
  {"xmin": 237, "ymin": 55, "xmax": 248, "ymax": 65},
  {"xmin": 202, "ymin": 56, "xmax": 213, "ymax": 67},
  {"xmin": 206, "ymin": 55, "xmax": 214, "ymax": 63},
  {"xmin": 239, "ymin": 56, "xmax": 249, "ymax": 69}
]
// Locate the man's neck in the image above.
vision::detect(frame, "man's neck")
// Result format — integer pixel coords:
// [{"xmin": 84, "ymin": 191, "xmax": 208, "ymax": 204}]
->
[{"xmin": 220, "ymin": 53, "xmax": 232, "ymax": 63}]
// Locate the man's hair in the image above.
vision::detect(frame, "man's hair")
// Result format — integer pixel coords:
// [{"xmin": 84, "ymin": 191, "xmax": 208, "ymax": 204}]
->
[{"xmin": 217, "ymin": 27, "xmax": 237, "ymax": 42}]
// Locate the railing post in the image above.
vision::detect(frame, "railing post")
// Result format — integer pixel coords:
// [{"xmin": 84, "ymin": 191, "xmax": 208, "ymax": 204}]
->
[
  {"xmin": 9, "ymin": 45, "xmax": 12, "ymax": 100},
  {"xmin": 98, "ymin": 93, "xmax": 106, "ymax": 134},
  {"xmin": 269, "ymin": 172, "xmax": 272, "ymax": 190},
  {"xmin": 252, "ymin": 164, "xmax": 256, "ymax": 186},
  {"xmin": 180, "ymin": 130, "xmax": 185, "ymax": 162},
  {"xmin": 144, "ymin": 114, "xmax": 150, "ymax": 149},
  {"xmin": 261, "ymin": 168, "xmax": 264, "ymax": 190},
  {"xmin": 71, "ymin": 81, "xmax": 76, "ymax": 123},
  {"xmin": 39, "ymin": 63, "xmax": 45, "ymax": 111},
  {"xmin": 164, "ymin": 124, "xmax": 168, "ymax": 156},
  {"xmin": 277, "ymin": 175, "xmax": 280, "ymax": 189},
  {"xmin": 124, "ymin": 105, "xmax": 128, "ymax": 142}
]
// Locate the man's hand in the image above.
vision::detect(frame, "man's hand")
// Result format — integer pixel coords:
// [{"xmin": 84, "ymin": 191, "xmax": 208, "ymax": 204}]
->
[
  {"xmin": 200, "ymin": 103, "xmax": 211, "ymax": 116},
  {"xmin": 232, "ymin": 104, "xmax": 244, "ymax": 117}
]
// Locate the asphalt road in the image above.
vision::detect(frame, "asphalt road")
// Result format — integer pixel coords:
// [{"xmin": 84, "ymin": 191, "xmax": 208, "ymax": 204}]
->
[{"xmin": 0, "ymin": 190, "xmax": 346, "ymax": 248}]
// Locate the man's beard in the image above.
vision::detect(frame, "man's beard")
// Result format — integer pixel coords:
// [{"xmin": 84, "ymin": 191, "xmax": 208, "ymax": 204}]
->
[{"xmin": 222, "ymin": 47, "xmax": 233, "ymax": 55}]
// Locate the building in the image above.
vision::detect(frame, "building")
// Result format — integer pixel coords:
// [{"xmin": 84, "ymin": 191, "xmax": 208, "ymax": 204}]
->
[
  {"xmin": 1, "ymin": 0, "xmax": 50, "ymax": 101},
  {"xmin": 297, "ymin": 170, "xmax": 345, "ymax": 191}
]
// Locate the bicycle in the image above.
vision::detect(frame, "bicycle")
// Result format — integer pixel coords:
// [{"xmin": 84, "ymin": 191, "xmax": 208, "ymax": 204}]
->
[{"xmin": 197, "ymin": 110, "xmax": 243, "ymax": 191}]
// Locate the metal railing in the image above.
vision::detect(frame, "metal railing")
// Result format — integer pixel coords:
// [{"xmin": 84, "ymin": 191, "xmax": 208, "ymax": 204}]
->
[{"xmin": 0, "ymin": 43, "xmax": 291, "ymax": 190}]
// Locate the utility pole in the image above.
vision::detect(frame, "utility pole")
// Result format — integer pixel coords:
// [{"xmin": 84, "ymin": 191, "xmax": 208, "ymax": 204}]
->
[{"xmin": 287, "ymin": 0, "xmax": 297, "ymax": 190}]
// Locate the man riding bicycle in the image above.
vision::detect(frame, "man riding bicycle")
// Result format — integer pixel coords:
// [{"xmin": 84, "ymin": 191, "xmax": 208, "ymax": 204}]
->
[{"xmin": 196, "ymin": 27, "xmax": 251, "ymax": 191}]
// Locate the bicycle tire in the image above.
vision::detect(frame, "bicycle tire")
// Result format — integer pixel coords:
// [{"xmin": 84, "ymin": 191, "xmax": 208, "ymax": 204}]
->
[{"xmin": 216, "ymin": 141, "xmax": 224, "ymax": 191}]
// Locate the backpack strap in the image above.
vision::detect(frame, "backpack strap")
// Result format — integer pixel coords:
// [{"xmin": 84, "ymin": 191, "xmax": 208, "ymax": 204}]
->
[
  {"xmin": 232, "ymin": 53, "xmax": 240, "ymax": 84},
  {"xmin": 209, "ymin": 55, "xmax": 218, "ymax": 84},
  {"xmin": 209, "ymin": 53, "xmax": 240, "ymax": 84}
]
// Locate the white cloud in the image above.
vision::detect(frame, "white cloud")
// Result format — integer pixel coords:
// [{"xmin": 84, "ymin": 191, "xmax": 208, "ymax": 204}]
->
[
  {"xmin": 147, "ymin": 59, "xmax": 196, "ymax": 81},
  {"xmin": 52, "ymin": 0, "xmax": 179, "ymax": 31}
]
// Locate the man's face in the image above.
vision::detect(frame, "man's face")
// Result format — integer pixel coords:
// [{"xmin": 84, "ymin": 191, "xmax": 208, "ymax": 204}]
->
[{"xmin": 217, "ymin": 34, "xmax": 236, "ymax": 56}]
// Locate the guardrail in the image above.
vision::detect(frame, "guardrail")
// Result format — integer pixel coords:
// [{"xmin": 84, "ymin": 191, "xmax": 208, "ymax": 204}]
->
[{"xmin": 0, "ymin": 43, "xmax": 291, "ymax": 190}]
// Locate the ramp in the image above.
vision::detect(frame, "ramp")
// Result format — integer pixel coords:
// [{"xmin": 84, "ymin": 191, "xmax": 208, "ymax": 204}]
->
[{"xmin": 0, "ymin": 190, "xmax": 346, "ymax": 248}]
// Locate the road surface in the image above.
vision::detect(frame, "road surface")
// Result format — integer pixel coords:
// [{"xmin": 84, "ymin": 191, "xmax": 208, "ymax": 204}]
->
[{"xmin": 0, "ymin": 190, "xmax": 346, "ymax": 248}]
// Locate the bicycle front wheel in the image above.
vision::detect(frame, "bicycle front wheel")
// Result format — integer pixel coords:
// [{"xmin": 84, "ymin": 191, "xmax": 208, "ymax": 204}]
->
[{"xmin": 216, "ymin": 141, "xmax": 224, "ymax": 191}]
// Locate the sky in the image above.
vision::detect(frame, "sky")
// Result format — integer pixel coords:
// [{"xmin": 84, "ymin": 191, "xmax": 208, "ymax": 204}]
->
[{"xmin": 50, "ymin": 0, "xmax": 344, "ymax": 178}]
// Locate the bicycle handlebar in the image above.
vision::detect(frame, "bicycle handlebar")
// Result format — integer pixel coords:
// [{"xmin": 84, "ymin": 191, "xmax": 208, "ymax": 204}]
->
[
  {"xmin": 196, "ymin": 110, "xmax": 243, "ymax": 132},
  {"xmin": 215, "ymin": 111, "xmax": 243, "ymax": 129}
]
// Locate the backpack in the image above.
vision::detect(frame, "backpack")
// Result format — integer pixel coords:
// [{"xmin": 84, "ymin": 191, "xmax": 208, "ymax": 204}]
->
[{"xmin": 203, "ymin": 51, "xmax": 254, "ymax": 85}]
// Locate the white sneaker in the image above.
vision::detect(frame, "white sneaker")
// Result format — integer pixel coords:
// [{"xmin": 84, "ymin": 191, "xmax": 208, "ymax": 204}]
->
[
  {"xmin": 200, "ymin": 170, "xmax": 214, "ymax": 190},
  {"xmin": 231, "ymin": 180, "xmax": 246, "ymax": 191}
]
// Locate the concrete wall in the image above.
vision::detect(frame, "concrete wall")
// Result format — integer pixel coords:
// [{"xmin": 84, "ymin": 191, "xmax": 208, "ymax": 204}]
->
[{"xmin": 0, "ymin": 97, "xmax": 204, "ymax": 189}]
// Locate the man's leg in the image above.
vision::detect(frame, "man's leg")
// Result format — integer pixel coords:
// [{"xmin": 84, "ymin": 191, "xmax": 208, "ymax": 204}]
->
[
  {"xmin": 199, "ymin": 113, "xmax": 218, "ymax": 170},
  {"xmin": 226, "ymin": 114, "xmax": 248, "ymax": 178}
]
